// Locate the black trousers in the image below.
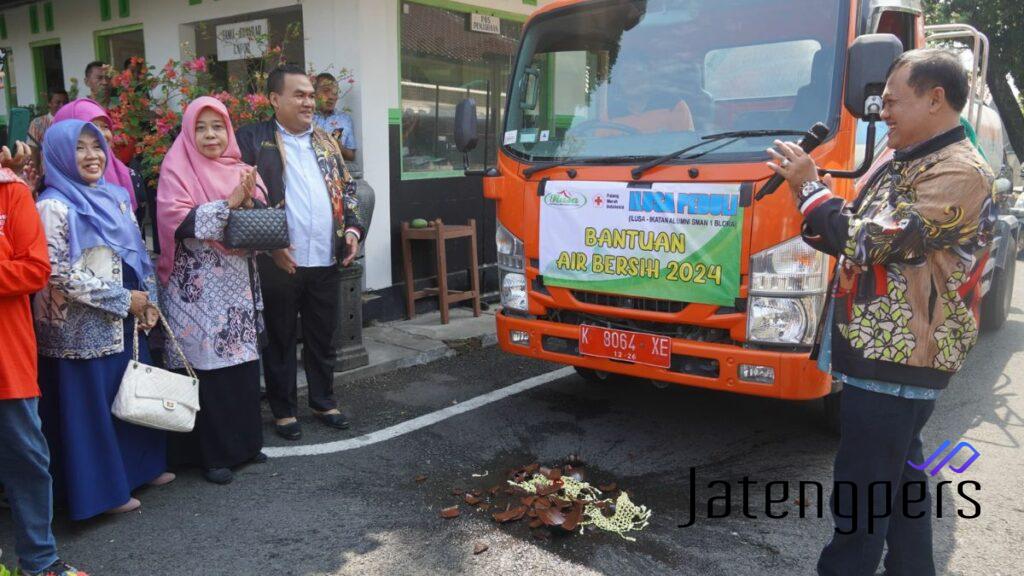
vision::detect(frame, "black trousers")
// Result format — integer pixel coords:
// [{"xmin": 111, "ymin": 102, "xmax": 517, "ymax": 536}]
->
[
  {"xmin": 170, "ymin": 361, "xmax": 263, "ymax": 469},
  {"xmin": 818, "ymin": 385, "xmax": 937, "ymax": 576},
  {"xmin": 259, "ymin": 256, "xmax": 341, "ymax": 419}
]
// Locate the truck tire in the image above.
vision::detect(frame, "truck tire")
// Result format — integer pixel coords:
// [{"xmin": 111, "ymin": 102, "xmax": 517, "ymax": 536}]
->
[
  {"xmin": 982, "ymin": 247, "xmax": 1015, "ymax": 332},
  {"xmin": 574, "ymin": 366, "xmax": 637, "ymax": 386},
  {"xmin": 575, "ymin": 367, "xmax": 613, "ymax": 383},
  {"xmin": 821, "ymin": 391, "xmax": 842, "ymax": 436}
]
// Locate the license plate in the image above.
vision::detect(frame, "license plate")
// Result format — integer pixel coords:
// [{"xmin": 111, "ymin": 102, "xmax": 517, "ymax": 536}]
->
[{"xmin": 578, "ymin": 325, "xmax": 672, "ymax": 368}]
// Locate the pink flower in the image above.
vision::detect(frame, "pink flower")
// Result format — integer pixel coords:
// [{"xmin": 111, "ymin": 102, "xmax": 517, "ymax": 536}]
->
[
  {"xmin": 244, "ymin": 93, "xmax": 269, "ymax": 107},
  {"xmin": 156, "ymin": 118, "xmax": 173, "ymax": 136},
  {"xmin": 184, "ymin": 56, "xmax": 208, "ymax": 73}
]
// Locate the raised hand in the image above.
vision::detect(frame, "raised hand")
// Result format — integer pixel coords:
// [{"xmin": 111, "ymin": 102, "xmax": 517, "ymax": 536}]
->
[
  {"xmin": 228, "ymin": 168, "xmax": 256, "ymax": 209},
  {"xmin": 0, "ymin": 141, "xmax": 31, "ymax": 171}
]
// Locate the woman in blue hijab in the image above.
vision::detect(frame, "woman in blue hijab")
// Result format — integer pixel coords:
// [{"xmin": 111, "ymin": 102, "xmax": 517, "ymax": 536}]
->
[{"xmin": 34, "ymin": 120, "xmax": 174, "ymax": 520}]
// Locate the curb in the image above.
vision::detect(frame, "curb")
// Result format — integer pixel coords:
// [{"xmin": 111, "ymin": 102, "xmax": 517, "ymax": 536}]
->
[
  {"xmin": 330, "ymin": 330, "xmax": 498, "ymax": 385},
  {"xmin": 337, "ymin": 346, "xmax": 457, "ymax": 382}
]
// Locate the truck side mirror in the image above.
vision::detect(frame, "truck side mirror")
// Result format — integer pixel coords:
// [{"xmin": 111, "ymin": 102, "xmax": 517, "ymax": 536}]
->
[
  {"xmin": 454, "ymin": 98, "xmax": 479, "ymax": 153},
  {"xmin": 845, "ymin": 33, "xmax": 903, "ymax": 119}
]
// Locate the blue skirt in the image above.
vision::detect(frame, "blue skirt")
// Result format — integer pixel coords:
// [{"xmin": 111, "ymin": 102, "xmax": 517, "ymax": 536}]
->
[{"xmin": 38, "ymin": 273, "xmax": 167, "ymax": 521}]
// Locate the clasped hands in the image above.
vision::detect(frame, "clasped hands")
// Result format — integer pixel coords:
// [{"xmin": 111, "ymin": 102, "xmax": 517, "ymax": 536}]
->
[{"xmin": 227, "ymin": 168, "xmax": 258, "ymax": 210}]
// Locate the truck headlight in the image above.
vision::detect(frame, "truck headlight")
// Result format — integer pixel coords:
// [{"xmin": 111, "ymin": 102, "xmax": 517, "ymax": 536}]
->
[
  {"xmin": 496, "ymin": 221, "xmax": 525, "ymax": 271},
  {"xmin": 501, "ymin": 272, "xmax": 528, "ymax": 312},
  {"xmin": 747, "ymin": 237, "xmax": 828, "ymax": 345},
  {"xmin": 747, "ymin": 294, "xmax": 824, "ymax": 345},
  {"xmin": 497, "ymin": 221, "xmax": 527, "ymax": 311}
]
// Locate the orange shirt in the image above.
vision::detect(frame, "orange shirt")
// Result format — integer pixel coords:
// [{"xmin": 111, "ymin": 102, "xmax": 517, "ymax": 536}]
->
[
  {"xmin": 613, "ymin": 100, "xmax": 695, "ymax": 134},
  {"xmin": 0, "ymin": 170, "xmax": 52, "ymax": 400}
]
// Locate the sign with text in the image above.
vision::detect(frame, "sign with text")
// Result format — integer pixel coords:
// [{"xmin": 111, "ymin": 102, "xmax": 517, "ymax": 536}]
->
[
  {"xmin": 216, "ymin": 19, "xmax": 269, "ymax": 62},
  {"xmin": 539, "ymin": 181, "xmax": 743, "ymax": 306},
  {"xmin": 470, "ymin": 13, "xmax": 501, "ymax": 35}
]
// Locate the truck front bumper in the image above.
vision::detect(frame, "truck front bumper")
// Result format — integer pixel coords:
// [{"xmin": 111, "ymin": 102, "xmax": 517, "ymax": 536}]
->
[{"xmin": 496, "ymin": 312, "xmax": 832, "ymax": 400}]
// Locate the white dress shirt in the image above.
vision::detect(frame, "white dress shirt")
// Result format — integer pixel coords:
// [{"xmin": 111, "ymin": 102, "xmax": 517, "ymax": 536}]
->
[{"xmin": 277, "ymin": 122, "xmax": 336, "ymax": 267}]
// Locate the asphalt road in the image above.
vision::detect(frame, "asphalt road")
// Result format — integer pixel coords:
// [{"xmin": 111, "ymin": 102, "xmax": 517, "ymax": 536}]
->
[{"xmin": 2, "ymin": 263, "xmax": 1022, "ymax": 576}]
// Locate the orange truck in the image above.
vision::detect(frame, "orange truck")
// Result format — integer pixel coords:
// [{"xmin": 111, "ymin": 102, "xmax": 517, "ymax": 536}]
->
[{"xmin": 453, "ymin": 0, "xmax": 1017, "ymax": 427}]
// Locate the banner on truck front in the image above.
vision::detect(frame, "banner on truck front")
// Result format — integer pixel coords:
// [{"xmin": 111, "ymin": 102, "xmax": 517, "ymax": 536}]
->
[{"xmin": 539, "ymin": 181, "xmax": 742, "ymax": 307}]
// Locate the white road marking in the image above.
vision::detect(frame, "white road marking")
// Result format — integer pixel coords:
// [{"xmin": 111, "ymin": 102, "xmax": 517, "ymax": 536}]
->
[{"xmin": 264, "ymin": 367, "xmax": 576, "ymax": 458}]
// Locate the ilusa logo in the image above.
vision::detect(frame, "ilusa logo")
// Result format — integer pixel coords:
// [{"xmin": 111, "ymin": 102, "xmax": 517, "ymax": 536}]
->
[{"xmin": 544, "ymin": 189, "xmax": 587, "ymax": 208}]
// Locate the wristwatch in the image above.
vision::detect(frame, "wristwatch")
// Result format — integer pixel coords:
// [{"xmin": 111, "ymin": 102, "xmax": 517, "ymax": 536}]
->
[{"xmin": 796, "ymin": 179, "xmax": 831, "ymax": 214}]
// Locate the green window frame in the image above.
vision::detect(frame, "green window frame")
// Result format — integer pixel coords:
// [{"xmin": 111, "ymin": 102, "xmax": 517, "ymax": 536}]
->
[
  {"xmin": 100, "ymin": 0, "xmax": 111, "ymax": 21},
  {"xmin": 118, "ymin": 0, "xmax": 130, "ymax": 18},
  {"xmin": 93, "ymin": 23, "xmax": 143, "ymax": 64},
  {"xmin": 29, "ymin": 37, "xmax": 61, "ymax": 106},
  {"xmin": 397, "ymin": 0, "xmax": 528, "ymax": 181},
  {"xmin": 0, "ymin": 15, "xmax": 7, "ymax": 40}
]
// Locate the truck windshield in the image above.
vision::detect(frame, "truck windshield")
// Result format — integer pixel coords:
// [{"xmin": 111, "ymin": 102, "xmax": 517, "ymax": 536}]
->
[{"xmin": 505, "ymin": 0, "xmax": 847, "ymax": 163}]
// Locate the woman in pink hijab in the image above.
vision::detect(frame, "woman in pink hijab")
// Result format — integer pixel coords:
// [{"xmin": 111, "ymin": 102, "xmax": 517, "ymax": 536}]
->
[
  {"xmin": 52, "ymin": 98, "xmax": 138, "ymax": 210},
  {"xmin": 157, "ymin": 96, "xmax": 267, "ymax": 485}
]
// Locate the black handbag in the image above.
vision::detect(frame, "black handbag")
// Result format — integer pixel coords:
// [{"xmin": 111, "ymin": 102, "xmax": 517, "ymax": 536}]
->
[{"xmin": 223, "ymin": 206, "xmax": 289, "ymax": 250}]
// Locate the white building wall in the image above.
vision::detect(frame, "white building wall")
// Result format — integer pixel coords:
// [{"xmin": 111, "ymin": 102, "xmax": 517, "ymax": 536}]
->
[{"xmin": 0, "ymin": 0, "xmax": 550, "ymax": 291}]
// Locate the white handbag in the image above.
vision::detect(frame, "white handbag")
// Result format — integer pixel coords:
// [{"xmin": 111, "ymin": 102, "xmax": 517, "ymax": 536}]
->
[{"xmin": 112, "ymin": 311, "xmax": 200, "ymax": 433}]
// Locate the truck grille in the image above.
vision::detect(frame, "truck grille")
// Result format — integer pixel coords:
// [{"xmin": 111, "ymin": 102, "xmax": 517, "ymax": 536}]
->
[
  {"xmin": 570, "ymin": 290, "xmax": 738, "ymax": 315},
  {"xmin": 543, "ymin": 310, "xmax": 733, "ymax": 344},
  {"xmin": 571, "ymin": 290, "xmax": 686, "ymax": 313}
]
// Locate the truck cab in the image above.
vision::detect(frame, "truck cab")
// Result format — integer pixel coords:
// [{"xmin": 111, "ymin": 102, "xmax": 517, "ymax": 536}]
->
[{"xmin": 454, "ymin": 0, "xmax": 1013, "ymax": 422}]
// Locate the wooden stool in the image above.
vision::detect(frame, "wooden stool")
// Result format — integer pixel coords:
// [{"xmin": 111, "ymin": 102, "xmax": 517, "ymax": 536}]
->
[{"xmin": 401, "ymin": 219, "xmax": 482, "ymax": 324}]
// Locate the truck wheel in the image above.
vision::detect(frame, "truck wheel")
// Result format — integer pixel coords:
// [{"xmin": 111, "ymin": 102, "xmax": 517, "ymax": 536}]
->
[
  {"xmin": 574, "ymin": 367, "xmax": 636, "ymax": 386},
  {"xmin": 821, "ymin": 391, "xmax": 842, "ymax": 436},
  {"xmin": 982, "ymin": 248, "xmax": 1015, "ymax": 332}
]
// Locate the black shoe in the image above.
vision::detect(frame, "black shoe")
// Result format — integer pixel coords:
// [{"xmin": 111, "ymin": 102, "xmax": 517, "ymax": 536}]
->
[
  {"xmin": 314, "ymin": 411, "xmax": 350, "ymax": 430},
  {"xmin": 203, "ymin": 468, "xmax": 234, "ymax": 485},
  {"xmin": 274, "ymin": 420, "xmax": 303, "ymax": 441},
  {"xmin": 251, "ymin": 452, "xmax": 268, "ymax": 464}
]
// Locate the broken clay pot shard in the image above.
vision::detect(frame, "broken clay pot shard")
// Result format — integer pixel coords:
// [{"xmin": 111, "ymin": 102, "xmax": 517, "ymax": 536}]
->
[{"xmin": 492, "ymin": 506, "xmax": 527, "ymax": 523}]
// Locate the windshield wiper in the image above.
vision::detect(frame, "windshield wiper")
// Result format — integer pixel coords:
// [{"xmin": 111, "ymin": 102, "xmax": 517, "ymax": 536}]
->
[
  {"xmin": 522, "ymin": 155, "xmax": 657, "ymax": 178},
  {"xmin": 630, "ymin": 129, "xmax": 810, "ymax": 180}
]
